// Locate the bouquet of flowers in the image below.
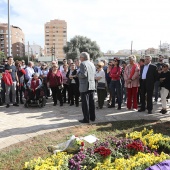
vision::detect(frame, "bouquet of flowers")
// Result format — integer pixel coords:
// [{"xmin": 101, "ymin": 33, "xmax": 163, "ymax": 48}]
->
[{"xmin": 48, "ymin": 135, "xmax": 84, "ymax": 154}]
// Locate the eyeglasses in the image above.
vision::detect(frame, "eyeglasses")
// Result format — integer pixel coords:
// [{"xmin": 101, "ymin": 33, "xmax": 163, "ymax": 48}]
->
[{"xmin": 113, "ymin": 60, "xmax": 118, "ymax": 62}]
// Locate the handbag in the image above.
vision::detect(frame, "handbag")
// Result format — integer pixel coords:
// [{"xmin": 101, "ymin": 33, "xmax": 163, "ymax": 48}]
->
[{"xmin": 97, "ymin": 82, "xmax": 106, "ymax": 89}]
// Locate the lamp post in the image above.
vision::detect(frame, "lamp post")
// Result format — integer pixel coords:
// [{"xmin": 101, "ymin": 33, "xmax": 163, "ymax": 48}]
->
[{"xmin": 8, "ymin": 0, "xmax": 11, "ymax": 56}]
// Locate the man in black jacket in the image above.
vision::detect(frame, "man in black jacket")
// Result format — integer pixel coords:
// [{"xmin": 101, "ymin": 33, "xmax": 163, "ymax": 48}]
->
[{"xmin": 138, "ymin": 55, "xmax": 158, "ymax": 114}]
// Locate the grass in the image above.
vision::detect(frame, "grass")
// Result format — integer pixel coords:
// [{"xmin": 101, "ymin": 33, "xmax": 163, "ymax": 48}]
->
[{"xmin": 0, "ymin": 119, "xmax": 170, "ymax": 170}]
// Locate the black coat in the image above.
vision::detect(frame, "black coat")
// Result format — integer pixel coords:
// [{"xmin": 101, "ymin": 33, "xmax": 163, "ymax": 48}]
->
[
  {"xmin": 140, "ymin": 64, "xmax": 158, "ymax": 90},
  {"xmin": 66, "ymin": 69, "xmax": 79, "ymax": 86}
]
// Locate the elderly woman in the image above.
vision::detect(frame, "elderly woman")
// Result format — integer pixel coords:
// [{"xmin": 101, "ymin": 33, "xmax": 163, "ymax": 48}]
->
[
  {"xmin": 159, "ymin": 63, "xmax": 170, "ymax": 114},
  {"xmin": 124, "ymin": 55, "xmax": 140, "ymax": 110},
  {"xmin": 66, "ymin": 63, "xmax": 79, "ymax": 107},
  {"xmin": 95, "ymin": 61, "xmax": 106, "ymax": 109},
  {"xmin": 47, "ymin": 64, "xmax": 63, "ymax": 106},
  {"xmin": 108, "ymin": 57, "xmax": 122, "ymax": 110},
  {"xmin": 27, "ymin": 73, "xmax": 42, "ymax": 101}
]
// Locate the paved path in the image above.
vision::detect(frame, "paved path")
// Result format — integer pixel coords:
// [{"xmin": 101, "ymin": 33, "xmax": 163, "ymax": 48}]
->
[{"xmin": 0, "ymin": 98, "xmax": 170, "ymax": 150}]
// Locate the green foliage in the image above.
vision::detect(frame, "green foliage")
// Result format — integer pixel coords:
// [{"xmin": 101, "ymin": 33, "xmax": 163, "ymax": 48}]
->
[
  {"xmin": 13, "ymin": 56, "xmax": 29, "ymax": 65},
  {"xmin": 63, "ymin": 35, "xmax": 102, "ymax": 60},
  {"xmin": 0, "ymin": 51, "xmax": 7, "ymax": 63}
]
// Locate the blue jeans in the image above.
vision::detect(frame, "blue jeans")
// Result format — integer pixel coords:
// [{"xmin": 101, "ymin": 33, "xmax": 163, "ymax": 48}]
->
[{"xmin": 110, "ymin": 80, "xmax": 122, "ymax": 108}]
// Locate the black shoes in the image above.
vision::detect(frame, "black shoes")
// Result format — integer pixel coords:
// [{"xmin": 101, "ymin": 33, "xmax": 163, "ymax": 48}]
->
[
  {"xmin": 108, "ymin": 105, "xmax": 115, "ymax": 108},
  {"xmin": 53, "ymin": 103, "xmax": 57, "ymax": 106},
  {"xmin": 79, "ymin": 119, "xmax": 89, "ymax": 123},
  {"xmin": 148, "ymin": 110, "xmax": 152, "ymax": 114},
  {"xmin": 13, "ymin": 103, "xmax": 19, "ymax": 106},
  {"xmin": 6, "ymin": 104, "xmax": 10, "ymax": 108},
  {"xmin": 76, "ymin": 104, "xmax": 79, "ymax": 107},
  {"xmin": 161, "ymin": 109, "xmax": 167, "ymax": 114},
  {"xmin": 117, "ymin": 107, "xmax": 121, "ymax": 110},
  {"xmin": 70, "ymin": 103, "xmax": 74, "ymax": 106},
  {"xmin": 138, "ymin": 109, "xmax": 145, "ymax": 112}
]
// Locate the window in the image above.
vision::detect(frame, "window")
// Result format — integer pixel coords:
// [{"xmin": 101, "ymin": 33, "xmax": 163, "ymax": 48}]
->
[
  {"xmin": 46, "ymin": 43, "xmax": 49, "ymax": 45},
  {"xmin": 46, "ymin": 26, "xmax": 49, "ymax": 28},
  {"xmin": 46, "ymin": 31, "xmax": 49, "ymax": 33},
  {"xmin": 46, "ymin": 39, "xmax": 49, "ymax": 41},
  {"xmin": 46, "ymin": 35, "xmax": 49, "ymax": 37},
  {"xmin": 0, "ymin": 30, "xmax": 3, "ymax": 33},
  {"xmin": 63, "ymin": 31, "xmax": 67, "ymax": 33}
]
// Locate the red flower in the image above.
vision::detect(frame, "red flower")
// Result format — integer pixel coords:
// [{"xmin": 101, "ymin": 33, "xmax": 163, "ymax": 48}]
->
[{"xmin": 94, "ymin": 146, "xmax": 111, "ymax": 157}]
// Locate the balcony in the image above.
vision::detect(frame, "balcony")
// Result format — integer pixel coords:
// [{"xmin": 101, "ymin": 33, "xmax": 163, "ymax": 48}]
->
[{"xmin": 0, "ymin": 41, "xmax": 4, "ymax": 44}]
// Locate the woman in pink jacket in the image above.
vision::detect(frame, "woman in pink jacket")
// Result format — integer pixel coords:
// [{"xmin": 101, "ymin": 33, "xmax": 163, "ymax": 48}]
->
[{"xmin": 124, "ymin": 55, "xmax": 140, "ymax": 110}]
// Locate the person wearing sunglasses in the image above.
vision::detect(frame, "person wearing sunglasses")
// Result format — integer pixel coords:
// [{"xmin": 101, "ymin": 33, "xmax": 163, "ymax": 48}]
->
[
  {"xmin": 159, "ymin": 63, "xmax": 170, "ymax": 114},
  {"xmin": 108, "ymin": 57, "xmax": 122, "ymax": 110}
]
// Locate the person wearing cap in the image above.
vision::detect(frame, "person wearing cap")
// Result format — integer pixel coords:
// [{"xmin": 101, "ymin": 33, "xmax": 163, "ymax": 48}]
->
[
  {"xmin": 108, "ymin": 57, "xmax": 122, "ymax": 110},
  {"xmin": 124, "ymin": 55, "xmax": 140, "ymax": 111},
  {"xmin": 159, "ymin": 63, "xmax": 170, "ymax": 114},
  {"xmin": 154, "ymin": 55, "xmax": 164, "ymax": 103},
  {"xmin": 4, "ymin": 56, "xmax": 19, "ymax": 108},
  {"xmin": 138, "ymin": 55, "xmax": 157, "ymax": 114}
]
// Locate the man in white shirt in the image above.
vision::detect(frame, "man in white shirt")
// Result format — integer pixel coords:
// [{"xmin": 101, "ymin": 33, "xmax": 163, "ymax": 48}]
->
[
  {"xmin": 59, "ymin": 59, "xmax": 67, "ymax": 72},
  {"xmin": 25, "ymin": 61, "xmax": 35, "ymax": 82}
]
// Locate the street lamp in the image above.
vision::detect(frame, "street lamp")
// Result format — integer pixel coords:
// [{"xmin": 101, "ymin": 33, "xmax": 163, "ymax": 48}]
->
[{"xmin": 8, "ymin": 0, "xmax": 11, "ymax": 56}]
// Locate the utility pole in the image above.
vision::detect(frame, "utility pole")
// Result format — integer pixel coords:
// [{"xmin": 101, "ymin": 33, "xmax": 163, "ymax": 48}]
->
[
  {"xmin": 28, "ymin": 41, "xmax": 30, "ymax": 63},
  {"xmin": 131, "ymin": 41, "xmax": 133, "ymax": 55},
  {"xmin": 8, "ymin": 0, "xmax": 11, "ymax": 56}
]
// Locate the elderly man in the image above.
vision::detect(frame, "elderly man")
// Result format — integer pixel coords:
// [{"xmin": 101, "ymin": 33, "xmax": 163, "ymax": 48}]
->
[
  {"xmin": 78, "ymin": 52, "xmax": 96, "ymax": 123},
  {"xmin": 138, "ymin": 55, "xmax": 157, "ymax": 114},
  {"xmin": 25, "ymin": 61, "xmax": 35, "ymax": 82}
]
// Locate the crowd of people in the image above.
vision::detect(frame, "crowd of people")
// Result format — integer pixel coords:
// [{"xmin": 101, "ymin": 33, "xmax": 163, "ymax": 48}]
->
[{"xmin": 0, "ymin": 53, "xmax": 170, "ymax": 123}]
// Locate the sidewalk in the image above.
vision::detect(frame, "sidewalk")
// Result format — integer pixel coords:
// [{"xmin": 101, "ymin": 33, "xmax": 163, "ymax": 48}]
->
[{"xmin": 0, "ymin": 98, "xmax": 170, "ymax": 150}]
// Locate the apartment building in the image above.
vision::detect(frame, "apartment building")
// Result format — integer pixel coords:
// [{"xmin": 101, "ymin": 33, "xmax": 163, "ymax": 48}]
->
[
  {"xmin": 0, "ymin": 23, "xmax": 25, "ymax": 57},
  {"xmin": 44, "ymin": 19, "xmax": 67, "ymax": 59}
]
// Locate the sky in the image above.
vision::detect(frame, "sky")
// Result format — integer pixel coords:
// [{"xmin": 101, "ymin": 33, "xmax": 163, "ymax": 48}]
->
[{"xmin": 0, "ymin": 0, "xmax": 170, "ymax": 52}]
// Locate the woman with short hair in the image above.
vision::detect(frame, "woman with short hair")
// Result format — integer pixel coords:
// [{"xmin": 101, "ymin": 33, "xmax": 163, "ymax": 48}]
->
[
  {"xmin": 95, "ymin": 61, "xmax": 106, "ymax": 109},
  {"xmin": 47, "ymin": 64, "xmax": 63, "ymax": 106},
  {"xmin": 124, "ymin": 55, "xmax": 140, "ymax": 110}
]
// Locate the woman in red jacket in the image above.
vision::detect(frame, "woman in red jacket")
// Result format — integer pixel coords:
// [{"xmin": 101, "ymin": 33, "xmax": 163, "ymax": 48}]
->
[
  {"xmin": 47, "ymin": 64, "xmax": 63, "ymax": 106},
  {"xmin": 108, "ymin": 57, "xmax": 122, "ymax": 110}
]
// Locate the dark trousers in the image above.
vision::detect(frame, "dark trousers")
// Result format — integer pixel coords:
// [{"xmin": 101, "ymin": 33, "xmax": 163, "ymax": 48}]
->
[
  {"xmin": 97, "ymin": 89, "xmax": 106, "ymax": 108},
  {"xmin": 110, "ymin": 80, "xmax": 122, "ymax": 108},
  {"xmin": 16, "ymin": 86, "xmax": 25, "ymax": 103},
  {"xmin": 1, "ymin": 79, "xmax": 5, "ymax": 103},
  {"xmin": 81, "ymin": 90, "xmax": 95, "ymax": 122},
  {"xmin": 51, "ymin": 87, "xmax": 62, "ymax": 104},
  {"xmin": 28, "ymin": 88, "xmax": 40, "ymax": 100},
  {"xmin": 62, "ymin": 84, "xmax": 69, "ymax": 102},
  {"xmin": 69, "ymin": 83, "xmax": 79, "ymax": 105},
  {"xmin": 141, "ymin": 80, "xmax": 153, "ymax": 111}
]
